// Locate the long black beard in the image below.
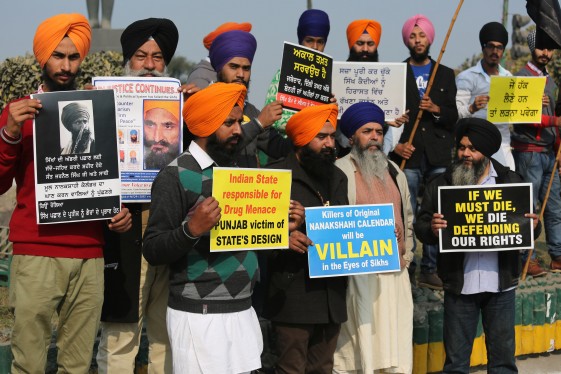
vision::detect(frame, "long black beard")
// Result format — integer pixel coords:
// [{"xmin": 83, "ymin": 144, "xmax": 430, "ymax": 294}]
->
[
  {"xmin": 450, "ymin": 157, "xmax": 490, "ymax": 186},
  {"xmin": 205, "ymin": 132, "xmax": 243, "ymax": 166},
  {"xmin": 347, "ymin": 49, "xmax": 379, "ymax": 62},
  {"xmin": 298, "ymin": 145, "xmax": 336, "ymax": 180},
  {"xmin": 408, "ymin": 45, "xmax": 431, "ymax": 64},
  {"xmin": 350, "ymin": 141, "xmax": 388, "ymax": 182},
  {"xmin": 41, "ymin": 68, "xmax": 78, "ymax": 92},
  {"xmin": 217, "ymin": 70, "xmax": 251, "ymax": 91}
]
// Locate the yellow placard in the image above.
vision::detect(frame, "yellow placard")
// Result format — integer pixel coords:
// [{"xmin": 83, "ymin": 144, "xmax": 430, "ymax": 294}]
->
[
  {"xmin": 210, "ymin": 167, "xmax": 292, "ymax": 251},
  {"xmin": 487, "ymin": 76, "xmax": 546, "ymax": 123}
]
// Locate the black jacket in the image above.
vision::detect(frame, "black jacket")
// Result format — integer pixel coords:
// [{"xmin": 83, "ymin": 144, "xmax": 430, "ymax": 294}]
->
[
  {"xmin": 390, "ymin": 58, "xmax": 458, "ymax": 169},
  {"xmin": 264, "ymin": 152, "xmax": 349, "ymax": 324},
  {"xmin": 414, "ymin": 159, "xmax": 542, "ymax": 294}
]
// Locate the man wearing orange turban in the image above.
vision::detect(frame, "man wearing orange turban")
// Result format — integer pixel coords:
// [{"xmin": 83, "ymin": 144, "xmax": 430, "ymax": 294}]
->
[
  {"xmin": 186, "ymin": 21, "xmax": 253, "ymax": 89},
  {"xmin": 264, "ymin": 103, "xmax": 350, "ymax": 374},
  {"xmin": 143, "ymin": 81, "xmax": 266, "ymax": 374},
  {"xmin": 346, "ymin": 19, "xmax": 382, "ymax": 62},
  {"xmin": 0, "ymin": 14, "xmax": 132, "ymax": 373}
]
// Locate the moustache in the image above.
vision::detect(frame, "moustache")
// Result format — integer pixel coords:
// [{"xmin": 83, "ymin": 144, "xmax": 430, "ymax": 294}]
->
[{"xmin": 145, "ymin": 139, "xmax": 170, "ymax": 148}]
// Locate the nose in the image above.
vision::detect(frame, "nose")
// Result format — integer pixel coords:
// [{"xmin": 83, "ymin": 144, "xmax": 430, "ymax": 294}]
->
[
  {"xmin": 61, "ymin": 57, "xmax": 71, "ymax": 72},
  {"xmin": 231, "ymin": 121, "xmax": 242, "ymax": 136},
  {"xmin": 324, "ymin": 136, "xmax": 335, "ymax": 148},
  {"xmin": 360, "ymin": 44, "xmax": 369, "ymax": 52},
  {"xmin": 144, "ymin": 55, "xmax": 155, "ymax": 70},
  {"xmin": 154, "ymin": 125, "xmax": 164, "ymax": 142}
]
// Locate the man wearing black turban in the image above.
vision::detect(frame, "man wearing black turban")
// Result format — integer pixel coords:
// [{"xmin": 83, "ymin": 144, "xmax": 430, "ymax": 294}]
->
[
  {"xmin": 97, "ymin": 17, "xmax": 182, "ymax": 374},
  {"xmin": 414, "ymin": 118, "xmax": 541, "ymax": 373},
  {"xmin": 60, "ymin": 101, "xmax": 95, "ymax": 154},
  {"xmin": 456, "ymin": 22, "xmax": 516, "ymax": 171}
]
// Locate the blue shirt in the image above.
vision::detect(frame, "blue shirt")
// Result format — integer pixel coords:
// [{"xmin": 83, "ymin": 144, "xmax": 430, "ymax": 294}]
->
[{"xmin": 411, "ymin": 62, "xmax": 431, "ymax": 98}]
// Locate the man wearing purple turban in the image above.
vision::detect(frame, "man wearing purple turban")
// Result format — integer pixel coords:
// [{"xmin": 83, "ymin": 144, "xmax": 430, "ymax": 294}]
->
[
  {"xmin": 208, "ymin": 30, "xmax": 291, "ymax": 168},
  {"xmin": 388, "ymin": 14, "xmax": 458, "ymax": 290},
  {"xmin": 263, "ymin": 9, "xmax": 331, "ymax": 135},
  {"xmin": 334, "ymin": 102, "xmax": 414, "ymax": 373}
]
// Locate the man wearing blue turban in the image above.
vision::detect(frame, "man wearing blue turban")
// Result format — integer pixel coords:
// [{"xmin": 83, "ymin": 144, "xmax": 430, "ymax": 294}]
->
[
  {"xmin": 263, "ymin": 9, "xmax": 331, "ymax": 135},
  {"xmin": 208, "ymin": 30, "xmax": 291, "ymax": 168},
  {"xmin": 334, "ymin": 102, "xmax": 414, "ymax": 373}
]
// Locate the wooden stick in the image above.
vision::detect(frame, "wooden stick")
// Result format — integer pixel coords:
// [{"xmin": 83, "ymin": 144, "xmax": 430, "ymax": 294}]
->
[
  {"xmin": 521, "ymin": 139, "xmax": 561, "ymax": 280},
  {"xmin": 400, "ymin": 0, "xmax": 465, "ymax": 170}
]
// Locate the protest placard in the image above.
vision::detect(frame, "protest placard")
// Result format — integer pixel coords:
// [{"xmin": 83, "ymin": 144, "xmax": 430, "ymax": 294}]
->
[
  {"xmin": 487, "ymin": 76, "xmax": 546, "ymax": 123},
  {"xmin": 332, "ymin": 62, "xmax": 406, "ymax": 121},
  {"xmin": 92, "ymin": 77, "xmax": 182, "ymax": 202},
  {"xmin": 276, "ymin": 42, "xmax": 332, "ymax": 112},
  {"xmin": 306, "ymin": 204, "xmax": 400, "ymax": 278},
  {"xmin": 32, "ymin": 89, "xmax": 121, "ymax": 224},
  {"xmin": 438, "ymin": 183, "xmax": 533, "ymax": 252},
  {"xmin": 210, "ymin": 168, "xmax": 292, "ymax": 251}
]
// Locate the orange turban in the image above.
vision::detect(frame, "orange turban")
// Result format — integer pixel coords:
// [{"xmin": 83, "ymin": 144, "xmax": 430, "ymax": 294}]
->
[
  {"xmin": 346, "ymin": 20, "xmax": 382, "ymax": 50},
  {"xmin": 203, "ymin": 22, "xmax": 253, "ymax": 50},
  {"xmin": 33, "ymin": 14, "xmax": 91, "ymax": 68},
  {"xmin": 144, "ymin": 100, "xmax": 180, "ymax": 122},
  {"xmin": 286, "ymin": 104, "xmax": 338, "ymax": 147},
  {"xmin": 183, "ymin": 82, "xmax": 246, "ymax": 138}
]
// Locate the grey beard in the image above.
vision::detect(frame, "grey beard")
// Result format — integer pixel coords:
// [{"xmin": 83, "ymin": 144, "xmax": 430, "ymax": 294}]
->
[
  {"xmin": 124, "ymin": 61, "xmax": 168, "ymax": 77},
  {"xmin": 350, "ymin": 141, "xmax": 388, "ymax": 182},
  {"xmin": 450, "ymin": 157, "xmax": 490, "ymax": 186}
]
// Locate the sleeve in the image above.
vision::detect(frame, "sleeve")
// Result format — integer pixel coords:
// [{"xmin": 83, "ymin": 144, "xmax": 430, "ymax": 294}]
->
[
  {"xmin": 455, "ymin": 72, "xmax": 476, "ymax": 119},
  {"xmin": 414, "ymin": 179, "xmax": 440, "ymax": 245},
  {"xmin": 256, "ymin": 127, "xmax": 292, "ymax": 160},
  {"xmin": 434, "ymin": 69, "xmax": 459, "ymax": 131},
  {"xmin": 263, "ymin": 69, "xmax": 293, "ymax": 135},
  {"xmin": 402, "ymin": 175, "xmax": 415, "ymax": 265},
  {"xmin": 0, "ymin": 102, "xmax": 23, "ymax": 195},
  {"xmin": 142, "ymin": 169, "xmax": 200, "ymax": 265}
]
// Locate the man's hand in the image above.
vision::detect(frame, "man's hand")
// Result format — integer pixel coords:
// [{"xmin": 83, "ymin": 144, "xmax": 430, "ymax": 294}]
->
[
  {"xmin": 178, "ymin": 83, "xmax": 200, "ymax": 100},
  {"xmin": 6, "ymin": 99, "xmax": 42, "ymax": 138},
  {"xmin": 108, "ymin": 207, "xmax": 132, "ymax": 233},
  {"xmin": 430, "ymin": 213, "xmax": 447, "ymax": 238},
  {"xmin": 393, "ymin": 142, "xmax": 415, "ymax": 159},
  {"xmin": 288, "ymin": 200, "xmax": 305, "ymax": 232},
  {"xmin": 525, "ymin": 213, "xmax": 539, "ymax": 230},
  {"xmin": 387, "ymin": 110, "xmax": 409, "ymax": 128},
  {"xmin": 187, "ymin": 197, "xmax": 221, "ymax": 237},
  {"xmin": 419, "ymin": 95, "xmax": 440, "ymax": 114},
  {"xmin": 289, "ymin": 230, "xmax": 312, "ymax": 254},
  {"xmin": 257, "ymin": 101, "xmax": 283, "ymax": 128},
  {"xmin": 543, "ymin": 94, "xmax": 550, "ymax": 108},
  {"xmin": 469, "ymin": 95, "xmax": 489, "ymax": 114}
]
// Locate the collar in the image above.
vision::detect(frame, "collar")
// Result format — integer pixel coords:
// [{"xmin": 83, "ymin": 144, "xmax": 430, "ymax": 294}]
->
[
  {"xmin": 479, "ymin": 160, "xmax": 498, "ymax": 185},
  {"xmin": 189, "ymin": 141, "xmax": 215, "ymax": 170},
  {"xmin": 476, "ymin": 59, "xmax": 509, "ymax": 77},
  {"xmin": 37, "ymin": 84, "xmax": 45, "ymax": 94},
  {"xmin": 526, "ymin": 61, "xmax": 548, "ymax": 77}
]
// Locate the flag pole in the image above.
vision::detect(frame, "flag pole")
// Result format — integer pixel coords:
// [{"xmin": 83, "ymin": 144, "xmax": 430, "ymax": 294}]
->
[{"xmin": 400, "ymin": 0, "xmax": 464, "ymax": 170}]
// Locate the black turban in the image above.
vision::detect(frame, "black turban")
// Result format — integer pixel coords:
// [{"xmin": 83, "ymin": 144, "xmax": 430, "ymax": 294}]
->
[
  {"xmin": 479, "ymin": 22, "xmax": 508, "ymax": 49},
  {"xmin": 61, "ymin": 102, "xmax": 90, "ymax": 131},
  {"xmin": 121, "ymin": 18, "xmax": 179, "ymax": 65},
  {"xmin": 455, "ymin": 118, "xmax": 502, "ymax": 158}
]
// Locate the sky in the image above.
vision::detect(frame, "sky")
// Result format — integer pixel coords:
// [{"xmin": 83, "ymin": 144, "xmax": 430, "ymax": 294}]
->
[{"xmin": 0, "ymin": 0, "xmax": 531, "ymax": 105}]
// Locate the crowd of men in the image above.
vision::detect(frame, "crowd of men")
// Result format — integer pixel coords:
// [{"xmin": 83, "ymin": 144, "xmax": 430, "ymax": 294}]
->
[{"xmin": 0, "ymin": 6, "xmax": 559, "ymax": 374}]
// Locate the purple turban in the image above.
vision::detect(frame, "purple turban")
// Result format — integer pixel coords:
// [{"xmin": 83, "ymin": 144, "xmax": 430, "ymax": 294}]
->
[
  {"xmin": 339, "ymin": 102, "xmax": 386, "ymax": 139},
  {"xmin": 402, "ymin": 14, "xmax": 435, "ymax": 46},
  {"xmin": 297, "ymin": 9, "xmax": 330, "ymax": 44},
  {"xmin": 209, "ymin": 30, "xmax": 257, "ymax": 72}
]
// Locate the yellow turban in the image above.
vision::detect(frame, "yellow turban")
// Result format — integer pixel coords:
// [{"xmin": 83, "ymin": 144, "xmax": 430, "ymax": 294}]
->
[
  {"xmin": 144, "ymin": 100, "xmax": 180, "ymax": 122},
  {"xmin": 33, "ymin": 14, "xmax": 91, "ymax": 68},
  {"xmin": 286, "ymin": 104, "xmax": 338, "ymax": 147},
  {"xmin": 183, "ymin": 82, "xmax": 246, "ymax": 138},
  {"xmin": 346, "ymin": 19, "xmax": 382, "ymax": 50},
  {"xmin": 203, "ymin": 22, "xmax": 253, "ymax": 50}
]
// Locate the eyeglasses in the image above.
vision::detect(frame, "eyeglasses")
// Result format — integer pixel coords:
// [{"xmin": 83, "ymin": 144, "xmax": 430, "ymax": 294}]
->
[{"xmin": 484, "ymin": 43, "xmax": 505, "ymax": 51}]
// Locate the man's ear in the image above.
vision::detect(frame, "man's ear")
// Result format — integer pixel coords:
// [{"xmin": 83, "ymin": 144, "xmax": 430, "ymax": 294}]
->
[{"xmin": 348, "ymin": 136, "xmax": 354, "ymax": 146}]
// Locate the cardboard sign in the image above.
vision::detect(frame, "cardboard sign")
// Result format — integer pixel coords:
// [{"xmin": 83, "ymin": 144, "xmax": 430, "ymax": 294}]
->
[{"xmin": 488, "ymin": 76, "xmax": 546, "ymax": 123}]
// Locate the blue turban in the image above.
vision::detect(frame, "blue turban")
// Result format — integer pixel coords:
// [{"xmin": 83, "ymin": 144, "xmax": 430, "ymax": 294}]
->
[
  {"xmin": 209, "ymin": 30, "xmax": 257, "ymax": 72},
  {"xmin": 339, "ymin": 102, "xmax": 386, "ymax": 139},
  {"xmin": 297, "ymin": 9, "xmax": 330, "ymax": 44}
]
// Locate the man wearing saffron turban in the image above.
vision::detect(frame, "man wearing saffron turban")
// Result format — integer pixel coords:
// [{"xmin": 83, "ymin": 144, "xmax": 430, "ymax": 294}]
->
[
  {"xmin": 264, "ymin": 103, "xmax": 349, "ymax": 373},
  {"xmin": 186, "ymin": 21, "xmax": 253, "ymax": 89},
  {"xmin": 333, "ymin": 102, "xmax": 414, "ymax": 373},
  {"xmin": 346, "ymin": 19, "xmax": 382, "ymax": 62},
  {"xmin": 0, "ymin": 14, "xmax": 132, "ymax": 373},
  {"xmin": 389, "ymin": 14, "xmax": 458, "ymax": 290},
  {"xmin": 143, "ymin": 82, "xmax": 264, "ymax": 373},
  {"xmin": 209, "ymin": 29, "xmax": 290, "ymax": 168},
  {"xmin": 97, "ymin": 18, "xmax": 182, "ymax": 374}
]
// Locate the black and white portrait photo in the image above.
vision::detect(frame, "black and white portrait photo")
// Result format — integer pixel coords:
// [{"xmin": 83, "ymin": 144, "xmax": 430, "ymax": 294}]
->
[{"xmin": 59, "ymin": 100, "xmax": 95, "ymax": 155}]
